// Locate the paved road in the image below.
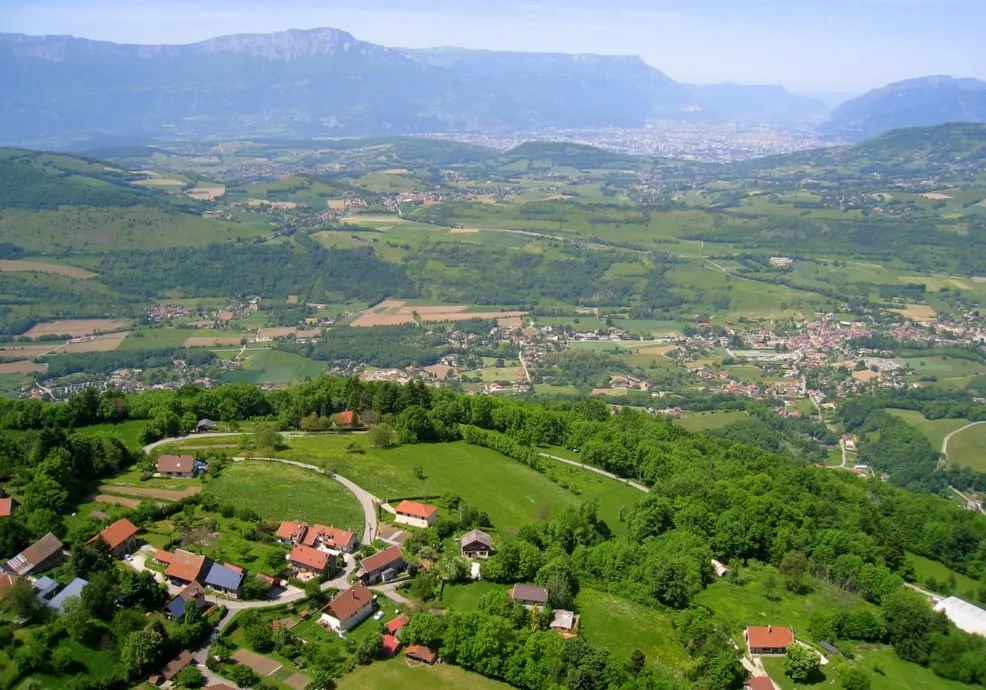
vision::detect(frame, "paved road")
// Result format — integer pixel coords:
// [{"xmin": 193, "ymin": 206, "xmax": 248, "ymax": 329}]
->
[{"xmin": 538, "ymin": 453, "xmax": 650, "ymax": 493}]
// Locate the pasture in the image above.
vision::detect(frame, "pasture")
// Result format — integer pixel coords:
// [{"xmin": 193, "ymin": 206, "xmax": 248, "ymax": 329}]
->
[
  {"xmin": 0, "ymin": 260, "xmax": 96, "ymax": 279},
  {"xmin": 336, "ymin": 657, "xmax": 512, "ymax": 690},
  {"xmin": 350, "ymin": 300, "xmax": 526, "ymax": 328},
  {"xmin": 23, "ymin": 318, "xmax": 126, "ymax": 338},
  {"xmin": 942, "ymin": 422, "xmax": 986, "ymax": 472},
  {"xmin": 676, "ymin": 411, "xmax": 748, "ymax": 432},
  {"xmin": 223, "ymin": 349, "xmax": 326, "ymax": 385},
  {"xmin": 906, "ymin": 552, "xmax": 984, "ymax": 599},
  {"xmin": 887, "ymin": 409, "xmax": 970, "ymax": 453}
]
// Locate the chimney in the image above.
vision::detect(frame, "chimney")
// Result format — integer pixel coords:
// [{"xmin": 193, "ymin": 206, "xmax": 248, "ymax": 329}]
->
[{"xmin": 768, "ymin": 625, "xmax": 772, "ymax": 633}]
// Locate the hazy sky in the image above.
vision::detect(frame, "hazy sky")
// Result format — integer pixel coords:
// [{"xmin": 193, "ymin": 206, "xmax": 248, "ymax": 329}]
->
[{"xmin": 3, "ymin": 0, "xmax": 983, "ymax": 93}]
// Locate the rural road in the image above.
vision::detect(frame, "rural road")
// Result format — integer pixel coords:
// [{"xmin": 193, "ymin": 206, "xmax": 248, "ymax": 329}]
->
[{"xmin": 539, "ymin": 453, "xmax": 650, "ymax": 493}]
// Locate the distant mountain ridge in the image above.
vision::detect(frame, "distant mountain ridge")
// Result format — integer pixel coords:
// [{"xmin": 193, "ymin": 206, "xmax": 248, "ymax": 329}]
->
[
  {"xmin": 821, "ymin": 76, "xmax": 986, "ymax": 141},
  {"xmin": 0, "ymin": 27, "xmax": 826, "ymax": 148}
]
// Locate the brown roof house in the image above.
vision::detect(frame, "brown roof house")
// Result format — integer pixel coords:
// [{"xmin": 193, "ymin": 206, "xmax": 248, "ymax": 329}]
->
[
  {"xmin": 275, "ymin": 520, "xmax": 309, "ymax": 545},
  {"xmin": 288, "ymin": 544, "xmax": 331, "ymax": 575},
  {"xmin": 510, "ymin": 584, "xmax": 549, "ymax": 608},
  {"xmin": 88, "ymin": 518, "xmax": 140, "ymax": 557},
  {"xmin": 319, "ymin": 582, "xmax": 375, "ymax": 632},
  {"xmin": 0, "ymin": 573, "xmax": 19, "ymax": 603},
  {"xmin": 4, "ymin": 533, "xmax": 64, "ymax": 576},
  {"xmin": 0, "ymin": 497, "xmax": 15, "ymax": 519},
  {"xmin": 357, "ymin": 545, "xmax": 405, "ymax": 585},
  {"xmin": 156, "ymin": 454, "xmax": 199, "ymax": 478},
  {"xmin": 165, "ymin": 549, "xmax": 208, "ymax": 585},
  {"xmin": 405, "ymin": 644, "xmax": 437, "ymax": 665},
  {"xmin": 460, "ymin": 529, "xmax": 494, "ymax": 559},
  {"xmin": 149, "ymin": 650, "xmax": 194, "ymax": 686},
  {"xmin": 394, "ymin": 500, "xmax": 438, "ymax": 529},
  {"xmin": 745, "ymin": 626, "xmax": 795, "ymax": 655},
  {"xmin": 302, "ymin": 524, "xmax": 358, "ymax": 553}
]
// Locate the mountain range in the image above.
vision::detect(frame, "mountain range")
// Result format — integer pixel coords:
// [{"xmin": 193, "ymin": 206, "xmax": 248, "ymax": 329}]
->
[{"xmin": 0, "ymin": 27, "xmax": 826, "ymax": 148}]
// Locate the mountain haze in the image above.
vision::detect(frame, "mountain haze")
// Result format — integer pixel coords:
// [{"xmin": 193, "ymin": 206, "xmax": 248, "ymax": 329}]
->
[{"xmin": 0, "ymin": 27, "xmax": 826, "ymax": 147}]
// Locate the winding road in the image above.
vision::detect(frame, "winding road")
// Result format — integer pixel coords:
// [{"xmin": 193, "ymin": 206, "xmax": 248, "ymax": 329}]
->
[{"xmin": 940, "ymin": 421, "xmax": 986, "ymax": 458}]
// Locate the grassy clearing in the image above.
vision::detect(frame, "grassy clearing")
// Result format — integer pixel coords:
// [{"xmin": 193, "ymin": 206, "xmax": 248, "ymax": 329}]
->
[
  {"xmin": 223, "ymin": 349, "xmax": 326, "ymax": 386},
  {"xmin": 119, "ymin": 328, "xmax": 203, "ymax": 350},
  {"xmin": 442, "ymin": 580, "xmax": 505, "ymax": 611},
  {"xmin": 906, "ymin": 552, "xmax": 985, "ymax": 599},
  {"xmin": 268, "ymin": 437, "xmax": 641, "ymax": 532},
  {"xmin": 74, "ymin": 420, "xmax": 151, "ymax": 450},
  {"xmin": 887, "ymin": 409, "xmax": 969, "ymax": 453},
  {"xmin": 942, "ymin": 422, "xmax": 986, "ymax": 471},
  {"xmin": 903, "ymin": 356, "xmax": 986, "ymax": 379},
  {"xmin": 204, "ymin": 460, "xmax": 364, "ymax": 534},
  {"xmin": 336, "ymin": 656, "xmax": 513, "ymax": 690},
  {"xmin": 676, "ymin": 411, "xmax": 748, "ymax": 432},
  {"xmin": 575, "ymin": 588, "xmax": 689, "ymax": 677},
  {"xmin": 762, "ymin": 648, "xmax": 972, "ymax": 690}
]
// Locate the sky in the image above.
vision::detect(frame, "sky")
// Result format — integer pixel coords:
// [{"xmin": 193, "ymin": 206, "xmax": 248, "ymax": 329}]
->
[{"xmin": 2, "ymin": 0, "xmax": 983, "ymax": 93}]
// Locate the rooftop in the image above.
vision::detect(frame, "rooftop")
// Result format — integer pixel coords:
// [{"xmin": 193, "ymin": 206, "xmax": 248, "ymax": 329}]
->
[
  {"xmin": 386, "ymin": 614, "xmax": 410, "ymax": 634},
  {"xmin": 156, "ymin": 454, "xmax": 196, "ymax": 473},
  {"xmin": 46, "ymin": 577, "xmax": 88, "ymax": 612},
  {"xmin": 746, "ymin": 625, "xmax": 794, "ymax": 649},
  {"xmin": 301, "ymin": 524, "xmax": 355, "ymax": 549},
  {"xmin": 460, "ymin": 529, "xmax": 493, "ymax": 548},
  {"xmin": 204, "ymin": 562, "xmax": 244, "ymax": 591},
  {"xmin": 358, "ymin": 545, "xmax": 403, "ymax": 574},
  {"xmin": 5, "ymin": 532, "xmax": 63, "ymax": 576},
  {"xmin": 289, "ymin": 543, "xmax": 330, "ymax": 571},
  {"xmin": 934, "ymin": 596, "xmax": 986, "ymax": 636},
  {"xmin": 394, "ymin": 500, "xmax": 438, "ymax": 520},
  {"xmin": 510, "ymin": 584, "xmax": 549, "ymax": 604},
  {"xmin": 321, "ymin": 582, "xmax": 373, "ymax": 622},
  {"xmin": 88, "ymin": 518, "xmax": 139, "ymax": 551},
  {"xmin": 165, "ymin": 549, "xmax": 207, "ymax": 582},
  {"xmin": 0, "ymin": 498, "xmax": 13, "ymax": 517}
]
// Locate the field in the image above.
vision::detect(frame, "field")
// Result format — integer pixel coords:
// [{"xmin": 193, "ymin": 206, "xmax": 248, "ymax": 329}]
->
[
  {"xmin": 575, "ymin": 588, "xmax": 689, "ymax": 677},
  {"xmin": 762, "ymin": 648, "xmax": 972, "ymax": 690},
  {"xmin": 74, "ymin": 420, "xmax": 151, "ymax": 450},
  {"xmin": 0, "ymin": 259, "xmax": 96, "ymax": 279},
  {"xmin": 887, "ymin": 410, "xmax": 970, "ymax": 453},
  {"xmin": 907, "ymin": 552, "xmax": 985, "ymax": 599},
  {"xmin": 676, "ymin": 411, "xmax": 749, "ymax": 432},
  {"xmin": 0, "ymin": 360, "xmax": 45, "ymax": 374},
  {"xmin": 336, "ymin": 656, "xmax": 513, "ymax": 690},
  {"xmin": 941, "ymin": 422, "xmax": 986, "ymax": 471},
  {"xmin": 49, "ymin": 332, "xmax": 130, "ymax": 353},
  {"xmin": 350, "ymin": 300, "xmax": 526, "ymax": 327},
  {"xmin": 23, "ymin": 319, "xmax": 126, "ymax": 338},
  {"xmin": 204, "ymin": 460, "xmax": 364, "ymax": 533},
  {"xmin": 245, "ymin": 436, "xmax": 643, "ymax": 532},
  {"xmin": 223, "ymin": 349, "xmax": 326, "ymax": 386}
]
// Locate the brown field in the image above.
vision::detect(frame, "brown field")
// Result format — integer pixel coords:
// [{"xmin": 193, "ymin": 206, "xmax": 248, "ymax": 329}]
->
[
  {"xmin": 852, "ymin": 369, "xmax": 882, "ymax": 382},
  {"xmin": 183, "ymin": 336, "xmax": 244, "ymax": 347},
  {"xmin": 232, "ymin": 649, "xmax": 282, "ymax": 677},
  {"xmin": 423, "ymin": 364, "xmax": 454, "ymax": 380},
  {"xmin": 327, "ymin": 199, "xmax": 347, "ymax": 211},
  {"xmin": 921, "ymin": 193, "xmax": 954, "ymax": 200},
  {"xmin": 420, "ymin": 311, "xmax": 526, "ymax": 323},
  {"xmin": 449, "ymin": 228, "xmax": 479, "ymax": 234},
  {"xmin": 0, "ymin": 260, "xmax": 96, "ymax": 279},
  {"xmin": 217, "ymin": 310, "xmax": 234, "ymax": 322},
  {"xmin": 256, "ymin": 327, "xmax": 298, "ymax": 340},
  {"xmin": 23, "ymin": 319, "xmax": 126, "ymax": 338},
  {"xmin": 397, "ymin": 305, "xmax": 467, "ymax": 315},
  {"xmin": 296, "ymin": 329, "xmax": 322, "ymax": 339},
  {"xmin": 0, "ymin": 345, "xmax": 57, "ymax": 358},
  {"xmin": 636, "ymin": 345, "xmax": 676, "ymax": 356},
  {"xmin": 94, "ymin": 494, "xmax": 140, "ymax": 508},
  {"xmin": 186, "ymin": 320, "xmax": 214, "ymax": 328},
  {"xmin": 186, "ymin": 185, "xmax": 226, "ymax": 200},
  {"xmin": 381, "ymin": 168, "xmax": 409, "ymax": 175},
  {"xmin": 892, "ymin": 304, "xmax": 938, "ymax": 321},
  {"xmin": 352, "ymin": 301, "xmax": 527, "ymax": 327},
  {"xmin": 54, "ymin": 332, "xmax": 130, "ymax": 353},
  {"xmin": 99, "ymin": 484, "xmax": 201, "ymax": 500},
  {"xmin": 246, "ymin": 198, "xmax": 298, "ymax": 210},
  {"xmin": 497, "ymin": 317, "xmax": 524, "ymax": 329},
  {"xmin": 0, "ymin": 360, "xmax": 46, "ymax": 374},
  {"xmin": 287, "ymin": 295, "xmax": 300, "ymax": 304}
]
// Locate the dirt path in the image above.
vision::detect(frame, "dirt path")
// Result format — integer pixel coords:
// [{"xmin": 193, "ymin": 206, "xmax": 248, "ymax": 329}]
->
[
  {"xmin": 99, "ymin": 484, "xmax": 201, "ymax": 500},
  {"xmin": 94, "ymin": 494, "xmax": 141, "ymax": 508},
  {"xmin": 539, "ymin": 453, "xmax": 650, "ymax": 493}
]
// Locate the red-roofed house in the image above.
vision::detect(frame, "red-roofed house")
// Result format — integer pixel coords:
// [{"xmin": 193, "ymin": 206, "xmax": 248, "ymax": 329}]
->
[
  {"xmin": 289, "ymin": 544, "xmax": 331, "ymax": 575},
  {"xmin": 394, "ymin": 500, "xmax": 438, "ymax": 528},
  {"xmin": 165, "ymin": 549, "xmax": 208, "ymax": 585},
  {"xmin": 153, "ymin": 550, "xmax": 173, "ymax": 566},
  {"xmin": 87, "ymin": 519, "xmax": 140, "ymax": 558},
  {"xmin": 302, "ymin": 524, "xmax": 358, "ymax": 553},
  {"xmin": 357, "ymin": 545, "xmax": 405, "ymax": 584},
  {"xmin": 381, "ymin": 634, "xmax": 401, "ymax": 656},
  {"xmin": 405, "ymin": 644, "xmax": 437, "ymax": 665},
  {"xmin": 156, "ymin": 454, "xmax": 198, "ymax": 478},
  {"xmin": 275, "ymin": 521, "xmax": 308, "ymax": 545},
  {"xmin": 0, "ymin": 498, "xmax": 14, "ymax": 519},
  {"xmin": 386, "ymin": 614, "xmax": 409, "ymax": 635},
  {"xmin": 745, "ymin": 626, "xmax": 795, "ymax": 655}
]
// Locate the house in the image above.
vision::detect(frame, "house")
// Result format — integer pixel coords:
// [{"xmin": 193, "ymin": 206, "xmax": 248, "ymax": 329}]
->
[
  {"xmin": 88, "ymin": 518, "xmax": 140, "ymax": 557},
  {"xmin": 460, "ymin": 529, "xmax": 494, "ymax": 559},
  {"xmin": 0, "ymin": 497, "xmax": 14, "ymax": 519},
  {"xmin": 196, "ymin": 419, "xmax": 217, "ymax": 432},
  {"xmin": 356, "ymin": 545, "xmax": 405, "ymax": 584},
  {"xmin": 32, "ymin": 575, "xmax": 58, "ymax": 600},
  {"xmin": 394, "ymin": 500, "xmax": 438, "ymax": 528},
  {"xmin": 204, "ymin": 562, "xmax": 244, "ymax": 598},
  {"xmin": 745, "ymin": 626, "xmax": 795, "ymax": 655},
  {"xmin": 334, "ymin": 410, "xmax": 359, "ymax": 428},
  {"xmin": 509, "ymin": 584, "xmax": 549, "ymax": 608},
  {"xmin": 165, "ymin": 549, "xmax": 208, "ymax": 584},
  {"xmin": 4, "ymin": 532, "xmax": 64, "ymax": 576},
  {"xmin": 275, "ymin": 520, "xmax": 309, "ymax": 545},
  {"xmin": 149, "ymin": 650, "xmax": 194, "ymax": 686},
  {"xmin": 405, "ymin": 644, "xmax": 437, "ymax": 665},
  {"xmin": 289, "ymin": 544, "xmax": 331, "ymax": 575},
  {"xmin": 381, "ymin": 634, "xmax": 401, "ymax": 656},
  {"xmin": 46, "ymin": 578, "xmax": 88, "ymax": 613},
  {"xmin": 165, "ymin": 582, "xmax": 207, "ymax": 620},
  {"xmin": 156, "ymin": 454, "xmax": 198, "ymax": 478},
  {"xmin": 153, "ymin": 550, "xmax": 173, "ymax": 566},
  {"xmin": 711, "ymin": 559, "xmax": 731, "ymax": 578},
  {"xmin": 0, "ymin": 573, "xmax": 19, "ymax": 603},
  {"xmin": 319, "ymin": 582, "xmax": 375, "ymax": 632},
  {"xmin": 745, "ymin": 677, "xmax": 775, "ymax": 690},
  {"xmin": 302, "ymin": 524, "xmax": 358, "ymax": 553},
  {"xmin": 549, "ymin": 609, "xmax": 581, "ymax": 634},
  {"xmin": 386, "ymin": 614, "xmax": 410, "ymax": 636}
]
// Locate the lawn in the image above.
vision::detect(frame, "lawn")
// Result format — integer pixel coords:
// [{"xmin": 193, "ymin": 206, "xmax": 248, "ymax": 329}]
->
[
  {"xmin": 441, "ymin": 580, "xmax": 505, "ymax": 611},
  {"xmin": 204, "ymin": 460, "xmax": 365, "ymax": 534},
  {"xmin": 223, "ymin": 349, "xmax": 326, "ymax": 386},
  {"xmin": 74, "ymin": 419, "xmax": 151, "ymax": 451},
  {"xmin": 676, "ymin": 411, "xmax": 749, "ymax": 432},
  {"xmin": 941, "ymin": 422, "xmax": 986, "ymax": 471},
  {"xmin": 575, "ymin": 588, "xmax": 689, "ymax": 678},
  {"xmin": 903, "ymin": 356, "xmax": 986, "ymax": 379},
  {"xmin": 336, "ymin": 656, "xmax": 513, "ymax": 690},
  {"xmin": 907, "ymin": 552, "xmax": 985, "ymax": 600},
  {"xmin": 273, "ymin": 437, "xmax": 643, "ymax": 532}
]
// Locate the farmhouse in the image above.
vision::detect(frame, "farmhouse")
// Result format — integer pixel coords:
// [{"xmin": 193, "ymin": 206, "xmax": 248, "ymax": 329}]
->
[
  {"xmin": 165, "ymin": 549, "xmax": 208, "ymax": 585},
  {"xmin": 405, "ymin": 644, "xmax": 438, "ymax": 665},
  {"xmin": 745, "ymin": 626, "xmax": 794, "ymax": 655},
  {"xmin": 204, "ymin": 562, "xmax": 244, "ymax": 597},
  {"xmin": 460, "ymin": 529, "xmax": 494, "ymax": 559},
  {"xmin": 156, "ymin": 454, "xmax": 198, "ymax": 478},
  {"xmin": 319, "ymin": 582, "xmax": 375, "ymax": 632},
  {"xmin": 302, "ymin": 524, "xmax": 358, "ymax": 553},
  {"xmin": 275, "ymin": 520, "xmax": 309, "ymax": 545},
  {"xmin": 88, "ymin": 518, "xmax": 140, "ymax": 557},
  {"xmin": 394, "ymin": 500, "xmax": 438, "ymax": 528},
  {"xmin": 5, "ymin": 532, "xmax": 64, "ymax": 576},
  {"xmin": 510, "ymin": 584, "xmax": 549, "ymax": 608},
  {"xmin": 165, "ymin": 582, "xmax": 207, "ymax": 619},
  {"xmin": 357, "ymin": 545, "xmax": 405, "ymax": 584},
  {"xmin": 149, "ymin": 650, "xmax": 194, "ymax": 686},
  {"xmin": 289, "ymin": 544, "xmax": 331, "ymax": 575}
]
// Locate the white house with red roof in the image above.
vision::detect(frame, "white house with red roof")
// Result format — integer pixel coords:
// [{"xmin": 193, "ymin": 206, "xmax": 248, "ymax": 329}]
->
[{"xmin": 393, "ymin": 500, "xmax": 438, "ymax": 528}]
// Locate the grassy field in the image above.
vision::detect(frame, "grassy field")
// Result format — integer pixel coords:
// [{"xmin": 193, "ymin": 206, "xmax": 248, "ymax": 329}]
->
[
  {"xmin": 74, "ymin": 419, "xmax": 151, "ymax": 450},
  {"xmin": 887, "ymin": 409, "xmax": 970, "ymax": 454},
  {"xmin": 676, "ymin": 411, "xmax": 749, "ymax": 432},
  {"xmin": 204, "ymin": 460, "xmax": 364, "ymax": 534},
  {"xmin": 907, "ymin": 552, "xmax": 985, "ymax": 599},
  {"xmin": 336, "ymin": 657, "xmax": 513, "ymax": 690},
  {"xmin": 264, "ymin": 437, "xmax": 643, "ymax": 532},
  {"xmin": 575, "ymin": 588, "xmax": 689, "ymax": 678},
  {"xmin": 903, "ymin": 355, "xmax": 986, "ymax": 379},
  {"xmin": 442, "ymin": 580, "xmax": 504, "ymax": 611},
  {"xmin": 942, "ymin": 422, "xmax": 986, "ymax": 471},
  {"xmin": 223, "ymin": 349, "xmax": 326, "ymax": 386},
  {"xmin": 763, "ymin": 648, "xmax": 973, "ymax": 690}
]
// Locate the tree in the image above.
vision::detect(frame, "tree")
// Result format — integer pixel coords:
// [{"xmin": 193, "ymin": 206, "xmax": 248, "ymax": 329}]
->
[
  {"xmin": 783, "ymin": 644, "xmax": 820, "ymax": 682},
  {"xmin": 21, "ymin": 472, "xmax": 68, "ymax": 513},
  {"xmin": 396, "ymin": 405, "xmax": 434, "ymax": 444},
  {"xmin": 841, "ymin": 667, "xmax": 872, "ymax": 690},
  {"xmin": 763, "ymin": 572, "xmax": 778, "ymax": 602},
  {"xmin": 174, "ymin": 664, "xmax": 206, "ymax": 688},
  {"xmin": 353, "ymin": 632, "xmax": 381, "ymax": 665},
  {"xmin": 436, "ymin": 554, "xmax": 469, "ymax": 583},
  {"xmin": 179, "ymin": 411, "xmax": 198, "ymax": 435},
  {"xmin": 1, "ymin": 578, "xmax": 44, "ymax": 622},
  {"xmin": 82, "ymin": 570, "xmax": 119, "ymax": 620},
  {"xmin": 61, "ymin": 597, "xmax": 93, "ymax": 644},
  {"xmin": 244, "ymin": 618, "xmax": 276, "ymax": 652},
  {"xmin": 628, "ymin": 649, "xmax": 645, "ymax": 676},
  {"xmin": 368, "ymin": 421, "xmax": 396, "ymax": 448},
  {"xmin": 252, "ymin": 423, "xmax": 284, "ymax": 451},
  {"xmin": 121, "ymin": 626, "xmax": 165, "ymax": 679},
  {"xmin": 72, "ymin": 539, "xmax": 114, "ymax": 577},
  {"xmin": 780, "ymin": 551, "xmax": 809, "ymax": 593},
  {"xmin": 882, "ymin": 588, "xmax": 948, "ymax": 664}
]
